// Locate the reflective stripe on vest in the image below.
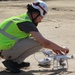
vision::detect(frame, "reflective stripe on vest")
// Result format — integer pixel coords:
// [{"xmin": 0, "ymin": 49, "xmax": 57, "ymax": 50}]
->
[{"xmin": 0, "ymin": 20, "xmax": 20, "ymax": 41}]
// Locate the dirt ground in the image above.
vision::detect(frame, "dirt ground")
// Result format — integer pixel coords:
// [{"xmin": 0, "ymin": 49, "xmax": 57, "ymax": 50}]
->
[{"xmin": 0, "ymin": 0, "xmax": 75, "ymax": 75}]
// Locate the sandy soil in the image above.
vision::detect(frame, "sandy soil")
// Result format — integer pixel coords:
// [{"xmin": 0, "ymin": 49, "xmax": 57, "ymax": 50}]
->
[{"xmin": 0, "ymin": 0, "xmax": 75, "ymax": 75}]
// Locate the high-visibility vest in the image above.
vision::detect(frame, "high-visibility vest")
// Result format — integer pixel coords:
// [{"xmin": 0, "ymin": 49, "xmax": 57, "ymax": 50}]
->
[{"xmin": 0, "ymin": 13, "xmax": 32, "ymax": 50}]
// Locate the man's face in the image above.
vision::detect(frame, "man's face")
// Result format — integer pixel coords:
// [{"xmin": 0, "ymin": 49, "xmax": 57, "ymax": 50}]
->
[
  {"xmin": 35, "ymin": 15, "xmax": 43, "ymax": 23},
  {"xmin": 32, "ymin": 13, "xmax": 43, "ymax": 26}
]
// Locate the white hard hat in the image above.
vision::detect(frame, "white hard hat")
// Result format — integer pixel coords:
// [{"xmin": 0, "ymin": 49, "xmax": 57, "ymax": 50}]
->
[{"xmin": 32, "ymin": 0, "xmax": 48, "ymax": 17}]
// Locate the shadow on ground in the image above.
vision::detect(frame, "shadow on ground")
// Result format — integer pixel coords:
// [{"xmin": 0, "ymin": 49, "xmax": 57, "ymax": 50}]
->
[{"xmin": 0, "ymin": 69, "xmax": 75, "ymax": 75}]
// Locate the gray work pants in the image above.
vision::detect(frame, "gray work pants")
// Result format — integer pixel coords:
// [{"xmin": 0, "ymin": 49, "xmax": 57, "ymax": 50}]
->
[{"xmin": 1, "ymin": 38, "xmax": 42, "ymax": 63}]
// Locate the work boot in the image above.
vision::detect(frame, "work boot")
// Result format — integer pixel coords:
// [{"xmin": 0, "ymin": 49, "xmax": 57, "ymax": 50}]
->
[
  {"xmin": 17, "ymin": 62, "xmax": 30, "ymax": 69},
  {"xmin": 2, "ymin": 60, "xmax": 20, "ymax": 73}
]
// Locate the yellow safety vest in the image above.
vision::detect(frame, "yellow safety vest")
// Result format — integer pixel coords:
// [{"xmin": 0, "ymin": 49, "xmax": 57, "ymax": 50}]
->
[{"xmin": 0, "ymin": 13, "xmax": 32, "ymax": 50}]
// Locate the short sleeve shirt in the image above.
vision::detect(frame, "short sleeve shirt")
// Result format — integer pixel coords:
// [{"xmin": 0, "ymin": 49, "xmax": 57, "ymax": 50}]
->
[{"xmin": 17, "ymin": 21, "xmax": 39, "ymax": 33}]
